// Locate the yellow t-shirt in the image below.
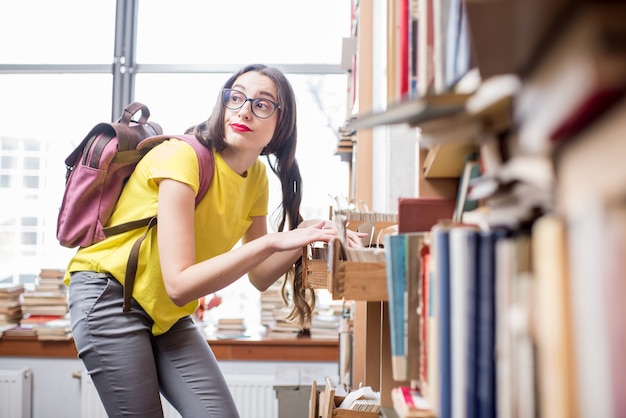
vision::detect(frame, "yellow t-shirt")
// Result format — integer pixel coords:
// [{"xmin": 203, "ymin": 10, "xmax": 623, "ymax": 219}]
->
[{"xmin": 64, "ymin": 138, "xmax": 268, "ymax": 335}]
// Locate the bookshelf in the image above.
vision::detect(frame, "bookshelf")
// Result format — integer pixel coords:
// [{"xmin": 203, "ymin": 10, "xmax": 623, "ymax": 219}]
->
[{"xmin": 343, "ymin": 0, "xmax": 626, "ymax": 416}]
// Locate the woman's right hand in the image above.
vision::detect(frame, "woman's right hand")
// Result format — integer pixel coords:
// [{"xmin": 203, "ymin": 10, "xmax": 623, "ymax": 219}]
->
[{"xmin": 269, "ymin": 221, "xmax": 336, "ymax": 251}]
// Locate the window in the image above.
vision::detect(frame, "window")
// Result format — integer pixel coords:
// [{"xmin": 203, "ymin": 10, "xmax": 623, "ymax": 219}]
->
[{"xmin": 0, "ymin": 1, "xmax": 351, "ymax": 323}]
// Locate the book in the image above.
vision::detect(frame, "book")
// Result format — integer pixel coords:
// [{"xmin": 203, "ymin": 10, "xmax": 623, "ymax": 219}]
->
[
  {"xmin": 0, "ymin": 304, "xmax": 22, "ymax": 317},
  {"xmin": 406, "ymin": 233, "xmax": 427, "ymax": 385},
  {"xmin": 419, "ymin": 240, "xmax": 431, "ymax": 387},
  {"xmin": 38, "ymin": 268, "xmax": 65, "ymax": 278},
  {"xmin": 20, "ymin": 305, "xmax": 69, "ymax": 316},
  {"xmin": 385, "ymin": 233, "xmax": 408, "ymax": 382},
  {"xmin": 475, "ymin": 228, "xmax": 507, "ymax": 418},
  {"xmin": 33, "ymin": 319, "xmax": 72, "ymax": 341},
  {"xmin": 21, "ymin": 291, "xmax": 68, "ymax": 305},
  {"xmin": 449, "ymin": 225, "xmax": 479, "ymax": 418},
  {"xmin": 443, "ymin": 0, "xmax": 472, "ymax": 91},
  {"xmin": 391, "ymin": 386, "xmax": 435, "ymax": 418},
  {"xmin": 216, "ymin": 317, "xmax": 245, "ymax": 328},
  {"xmin": 452, "ymin": 154, "xmax": 481, "ymax": 223},
  {"xmin": 495, "ymin": 233, "xmax": 535, "ymax": 418},
  {"xmin": 398, "ymin": 197, "xmax": 456, "ymax": 234},
  {"xmin": 1, "ymin": 324, "xmax": 37, "ymax": 337},
  {"xmin": 19, "ymin": 314, "xmax": 67, "ymax": 325},
  {"xmin": 0, "ymin": 298, "xmax": 21, "ymax": 309},
  {"xmin": 494, "ymin": 236, "xmax": 514, "ymax": 418},
  {"xmin": 0, "ymin": 283, "xmax": 25, "ymax": 299},
  {"xmin": 531, "ymin": 215, "xmax": 576, "ymax": 418},
  {"xmin": 430, "ymin": 221, "xmax": 452, "ymax": 418},
  {"xmin": 604, "ymin": 202, "xmax": 626, "ymax": 417},
  {"xmin": 566, "ymin": 201, "xmax": 618, "ymax": 417}
]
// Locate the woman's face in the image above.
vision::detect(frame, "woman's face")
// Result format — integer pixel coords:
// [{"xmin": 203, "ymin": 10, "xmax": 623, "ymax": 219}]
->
[{"xmin": 223, "ymin": 71, "xmax": 279, "ymax": 154}]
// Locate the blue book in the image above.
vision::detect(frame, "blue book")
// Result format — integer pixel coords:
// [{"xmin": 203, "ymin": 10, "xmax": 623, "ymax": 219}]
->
[
  {"xmin": 385, "ymin": 233, "xmax": 408, "ymax": 381},
  {"xmin": 463, "ymin": 228, "xmax": 480, "ymax": 418},
  {"xmin": 449, "ymin": 226, "xmax": 479, "ymax": 418},
  {"xmin": 476, "ymin": 228, "xmax": 508, "ymax": 418},
  {"xmin": 432, "ymin": 224, "xmax": 452, "ymax": 418}
]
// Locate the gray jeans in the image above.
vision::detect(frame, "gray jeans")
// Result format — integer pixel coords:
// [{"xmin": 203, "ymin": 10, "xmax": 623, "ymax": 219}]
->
[{"xmin": 68, "ymin": 271, "xmax": 239, "ymax": 418}]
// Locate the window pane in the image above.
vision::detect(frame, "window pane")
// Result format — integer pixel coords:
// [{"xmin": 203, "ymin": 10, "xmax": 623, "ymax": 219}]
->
[
  {"xmin": 0, "ymin": 218, "xmax": 15, "ymax": 227},
  {"xmin": 23, "ymin": 175, "xmax": 39, "ymax": 189},
  {"xmin": 23, "ymin": 139, "xmax": 41, "ymax": 152},
  {"xmin": 136, "ymin": 0, "xmax": 351, "ymax": 65},
  {"xmin": 21, "ymin": 231, "xmax": 38, "ymax": 246},
  {"xmin": 0, "ymin": 1, "xmax": 115, "ymax": 64},
  {"xmin": 1, "ymin": 156, "xmax": 17, "ymax": 169},
  {"xmin": 23, "ymin": 157, "xmax": 40, "ymax": 171},
  {"xmin": 1, "ymin": 139, "xmax": 17, "ymax": 151},
  {"xmin": 21, "ymin": 217, "xmax": 38, "ymax": 227},
  {"xmin": 0, "ymin": 74, "xmax": 112, "ymax": 280},
  {"xmin": 0, "ymin": 231, "xmax": 14, "ymax": 243}
]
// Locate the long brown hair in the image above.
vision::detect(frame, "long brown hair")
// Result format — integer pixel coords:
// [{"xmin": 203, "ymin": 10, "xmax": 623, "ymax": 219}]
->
[{"xmin": 187, "ymin": 64, "xmax": 315, "ymax": 328}]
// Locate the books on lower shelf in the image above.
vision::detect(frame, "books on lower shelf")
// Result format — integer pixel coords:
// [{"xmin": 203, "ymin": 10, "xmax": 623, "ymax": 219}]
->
[
  {"xmin": 426, "ymin": 220, "xmax": 512, "ymax": 418},
  {"xmin": 391, "ymin": 386, "xmax": 435, "ymax": 418},
  {"xmin": 0, "ymin": 318, "xmax": 72, "ymax": 341},
  {"xmin": 384, "ymin": 231, "xmax": 429, "ymax": 384}
]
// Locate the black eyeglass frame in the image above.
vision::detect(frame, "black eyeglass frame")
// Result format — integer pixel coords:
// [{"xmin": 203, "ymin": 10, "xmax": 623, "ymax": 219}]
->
[{"xmin": 222, "ymin": 88, "xmax": 281, "ymax": 119}]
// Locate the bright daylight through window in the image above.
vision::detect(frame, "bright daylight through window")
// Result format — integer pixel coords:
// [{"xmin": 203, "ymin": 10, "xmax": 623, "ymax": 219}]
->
[{"xmin": 0, "ymin": 0, "xmax": 351, "ymax": 323}]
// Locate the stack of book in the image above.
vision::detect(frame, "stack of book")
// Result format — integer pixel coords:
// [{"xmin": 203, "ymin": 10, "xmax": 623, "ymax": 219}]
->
[
  {"xmin": 20, "ymin": 267, "xmax": 68, "ymax": 322},
  {"xmin": 35, "ymin": 268, "xmax": 66, "ymax": 292},
  {"xmin": 1, "ymin": 324, "xmax": 37, "ymax": 338},
  {"xmin": 214, "ymin": 317, "xmax": 246, "ymax": 339},
  {"xmin": 0, "ymin": 283, "xmax": 25, "ymax": 326},
  {"xmin": 260, "ymin": 278, "xmax": 288, "ymax": 329},
  {"xmin": 21, "ymin": 289, "xmax": 68, "ymax": 322},
  {"xmin": 310, "ymin": 303, "xmax": 342, "ymax": 340},
  {"xmin": 33, "ymin": 318, "xmax": 72, "ymax": 341},
  {"xmin": 265, "ymin": 315, "xmax": 302, "ymax": 339}
]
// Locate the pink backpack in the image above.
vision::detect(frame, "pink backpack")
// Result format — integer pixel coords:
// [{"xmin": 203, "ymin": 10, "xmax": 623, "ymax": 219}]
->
[{"xmin": 57, "ymin": 102, "xmax": 214, "ymax": 311}]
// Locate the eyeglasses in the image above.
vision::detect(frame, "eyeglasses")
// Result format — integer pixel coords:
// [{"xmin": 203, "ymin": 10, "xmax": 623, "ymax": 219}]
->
[{"xmin": 222, "ymin": 88, "xmax": 281, "ymax": 119}]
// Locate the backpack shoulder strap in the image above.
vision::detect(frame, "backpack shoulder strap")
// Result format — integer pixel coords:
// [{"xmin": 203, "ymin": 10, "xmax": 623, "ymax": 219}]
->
[{"xmin": 137, "ymin": 134, "xmax": 215, "ymax": 203}]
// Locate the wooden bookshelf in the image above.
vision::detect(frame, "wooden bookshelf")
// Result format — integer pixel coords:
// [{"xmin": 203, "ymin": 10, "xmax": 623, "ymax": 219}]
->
[{"xmin": 342, "ymin": 0, "xmax": 626, "ymax": 416}]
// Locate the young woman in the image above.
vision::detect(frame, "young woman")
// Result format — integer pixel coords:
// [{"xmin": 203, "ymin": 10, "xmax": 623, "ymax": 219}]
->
[{"xmin": 64, "ymin": 64, "xmax": 361, "ymax": 417}]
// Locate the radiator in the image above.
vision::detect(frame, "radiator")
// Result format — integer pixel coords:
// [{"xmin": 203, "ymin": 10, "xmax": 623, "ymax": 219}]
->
[
  {"xmin": 225, "ymin": 373, "xmax": 277, "ymax": 418},
  {"xmin": 0, "ymin": 367, "xmax": 32, "ymax": 418},
  {"xmin": 80, "ymin": 371, "xmax": 277, "ymax": 418}
]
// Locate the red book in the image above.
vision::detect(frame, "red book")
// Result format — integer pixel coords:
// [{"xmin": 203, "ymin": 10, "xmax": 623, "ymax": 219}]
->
[
  {"xmin": 391, "ymin": 386, "xmax": 434, "ymax": 417},
  {"xmin": 398, "ymin": 197, "xmax": 455, "ymax": 233}
]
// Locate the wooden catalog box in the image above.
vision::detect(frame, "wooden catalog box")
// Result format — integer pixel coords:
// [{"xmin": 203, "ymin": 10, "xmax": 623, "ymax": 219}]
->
[
  {"xmin": 309, "ymin": 380, "xmax": 379, "ymax": 418},
  {"xmin": 302, "ymin": 238, "xmax": 387, "ymax": 302}
]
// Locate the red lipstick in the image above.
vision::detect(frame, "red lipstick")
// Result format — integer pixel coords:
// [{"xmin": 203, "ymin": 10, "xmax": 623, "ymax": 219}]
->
[{"xmin": 231, "ymin": 123, "xmax": 251, "ymax": 132}]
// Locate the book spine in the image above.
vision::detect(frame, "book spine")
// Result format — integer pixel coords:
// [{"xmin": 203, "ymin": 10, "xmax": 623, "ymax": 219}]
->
[
  {"xmin": 385, "ymin": 233, "xmax": 408, "ymax": 381},
  {"xmin": 433, "ymin": 225, "xmax": 452, "ymax": 418}
]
